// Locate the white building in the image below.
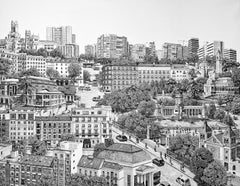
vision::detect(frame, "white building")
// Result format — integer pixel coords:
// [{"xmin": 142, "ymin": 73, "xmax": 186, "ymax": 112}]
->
[
  {"xmin": 198, "ymin": 41, "xmax": 224, "ymax": 59},
  {"xmin": 36, "ymin": 40, "xmax": 58, "ymax": 52},
  {"xmin": 171, "ymin": 64, "xmax": 189, "ymax": 81},
  {"xmin": 131, "ymin": 44, "xmax": 146, "ymax": 62},
  {"xmin": 46, "ymin": 26, "xmax": 72, "ymax": 45},
  {"xmin": 224, "ymin": 48, "xmax": 237, "ymax": 62},
  {"xmin": 71, "ymin": 106, "xmax": 113, "ymax": 148}
]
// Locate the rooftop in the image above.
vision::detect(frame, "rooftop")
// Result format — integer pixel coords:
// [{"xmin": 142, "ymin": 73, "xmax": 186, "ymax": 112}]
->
[
  {"xmin": 35, "ymin": 116, "xmax": 71, "ymax": 121},
  {"xmin": 78, "ymin": 155, "xmax": 104, "ymax": 170},
  {"xmin": 102, "ymin": 161, "xmax": 123, "ymax": 170},
  {"xmin": 20, "ymin": 155, "xmax": 54, "ymax": 167}
]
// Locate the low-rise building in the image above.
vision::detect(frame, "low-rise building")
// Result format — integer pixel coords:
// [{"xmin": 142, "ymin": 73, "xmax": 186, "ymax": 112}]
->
[
  {"xmin": 131, "ymin": 44, "xmax": 146, "ymax": 63},
  {"xmin": 71, "ymin": 106, "xmax": 113, "ymax": 148},
  {"xmin": 102, "ymin": 64, "xmax": 137, "ymax": 92},
  {"xmin": 137, "ymin": 64, "xmax": 171, "ymax": 84},
  {"xmin": 170, "ymin": 64, "xmax": 189, "ymax": 81},
  {"xmin": 0, "ymin": 143, "xmax": 12, "ymax": 160},
  {"xmin": 79, "ymin": 143, "xmax": 160, "ymax": 186},
  {"xmin": 35, "ymin": 116, "xmax": 72, "ymax": 145},
  {"xmin": 9, "ymin": 107, "xmax": 37, "ymax": 142}
]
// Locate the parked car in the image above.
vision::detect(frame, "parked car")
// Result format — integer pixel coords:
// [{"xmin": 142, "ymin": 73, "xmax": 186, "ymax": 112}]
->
[
  {"xmin": 176, "ymin": 175, "xmax": 191, "ymax": 186},
  {"xmin": 92, "ymin": 96, "xmax": 101, "ymax": 102},
  {"xmin": 116, "ymin": 135, "xmax": 128, "ymax": 142},
  {"xmin": 152, "ymin": 158, "xmax": 165, "ymax": 167},
  {"xmin": 160, "ymin": 181, "xmax": 171, "ymax": 186}
]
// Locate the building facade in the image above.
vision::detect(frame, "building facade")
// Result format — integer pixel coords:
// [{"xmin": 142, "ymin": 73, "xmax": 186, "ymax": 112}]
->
[
  {"xmin": 46, "ymin": 26, "xmax": 72, "ymax": 45},
  {"xmin": 97, "ymin": 34, "xmax": 128, "ymax": 59},
  {"xmin": 198, "ymin": 41, "xmax": 224, "ymax": 59},
  {"xmin": 224, "ymin": 49, "xmax": 237, "ymax": 62},
  {"xmin": 58, "ymin": 44, "xmax": 79, "ymax": 58},
  {"xmin": 71, "ymin": 106, "xmax": 113, "ymax": 148},
  {"xmin": 101, "ymin": 64, "xmax": 137, "ymax": 92},
  {"xmin": 188, "ymin": 38, "xmax": 199, "ymax": 57},
  {"xmin": 131, "ymin": 44, "xmax": 146, "ymax": 62},
  {"xmin": 170, "ymin": 64, "xmax": 189, "ymax": 81},
  {"xmin": 162, "ymin": 43, "xmax": 187, "ymax": 60}
]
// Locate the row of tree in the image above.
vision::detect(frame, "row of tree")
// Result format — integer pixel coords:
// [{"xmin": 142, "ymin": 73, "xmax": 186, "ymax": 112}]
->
[{"xmin": 19, "ymin": 48, "xmax": 64, "ymax": 58}]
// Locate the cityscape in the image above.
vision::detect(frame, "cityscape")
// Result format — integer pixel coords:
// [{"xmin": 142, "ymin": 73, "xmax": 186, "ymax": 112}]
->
[{"xmin": 0, "ymin": 0, "xmax": 240, "ymax": 186}]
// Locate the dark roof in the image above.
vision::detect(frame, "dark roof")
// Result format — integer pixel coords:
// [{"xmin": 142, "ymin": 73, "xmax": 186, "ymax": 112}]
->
[
  {"xmin": 97, "ymin": 143, "xmax": 152, "ymax": 164},
  {"xmin": 35, "ymin": 116, "xmax": 71, "ymax": 121},
  {"xmin": 224, "ymin": 127, "xmax": 236, "ymax": 137},
  {"xmin": 215, "ymin": 133, "xmax": 224, "ymax": 143},
  {"xmin": 102, "ymin": 161, "xmax": 123, "ymax": 170},
  {"xmin": 20, "ymin": 155, "xmax": 54, "ymax": 167},
  {"xmin": 106, "ymin": 143, "xmax": 142, "ymax": 153},
  {"xmin": 78, "ymin": 155, "xmax": 104, "ymax": 170}
]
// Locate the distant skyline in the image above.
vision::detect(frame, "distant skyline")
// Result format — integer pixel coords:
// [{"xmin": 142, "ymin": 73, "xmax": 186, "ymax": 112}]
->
[{"xmin": 0, "ymin": 0, "xmax": 240, "ymax": 60}]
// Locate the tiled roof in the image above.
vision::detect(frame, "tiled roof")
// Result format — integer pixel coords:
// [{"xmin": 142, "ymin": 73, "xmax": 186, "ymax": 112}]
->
[
  {"xmin": 20, "ymin": 155, "xmax": 54, "ymax": 167},
  {"xmin": 35, "ymin": 116, "xmax": 71, "ymax": 121},
  {"xmin": 97, "ymin": 143, "xmax": 151, "ymax": 164},
  {"xmin": 102, "ymin": 161, "xmax": 123, "ymax": 170},
  {"xmin": 78, "ymin": 155, "xmax": 104, "ymax": 170}
]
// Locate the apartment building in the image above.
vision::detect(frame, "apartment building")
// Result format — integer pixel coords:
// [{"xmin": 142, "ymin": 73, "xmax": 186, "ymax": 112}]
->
[
  {"xmin": 224, "ymin": 48, "xmax": 237, "ymax": 62},
  {"xmin": 58, "ymin": 44, "xmax": 79, "ymax": 58},
  {"xmin": 71, "ymin": 106, "xmax": 113, "ymax": 148},
  {"xmin": 0, "ymin": 49, "xmax": 19, "ymax": 73},
  {"xmin": 131, "ymin": 44, "xmax": 146, "ymax": 62},
  {"xmin": 97, "ymin": 34, "xmax": 128, "ymax": 59},
  {"xmin": 46, "ymin": 26, "xmax": 72, "ymax": 45},
  {"xmin": 35, "ymin": 116, "xmax": 72, "ymax": 144},
  {"xmin": 85, "ymin": 45, "xmax": 95, "ymax": 57},
  {"xmin": 137, "ymin": 64, "xmax": 171, "ymax": 84},
  {"xmin": 36, "ymin": 40, "xmax": 58, "ymax": 52},
  {"xmin": 101, "ymin": 64, "xmax": 137, "ymax": 92},
  {"xmin": 78, "ymin": 155, "xmax": 124, "ymax": 186},
  {"xmin": 8, "ymin": 107, "xmax": 37, "ymax": 142},
  {"xmin": 0, "ymin": 111, "xmax": 10, "ymax": 139},
  {"xmin": 188, "ymin": 38, "xmax": 199, "ymax": 57},
  {"xmin": 162, "ymin": 43, "xmax": 188, "ymax": 60},
  {"xmin": 46, "ymin": 141, "xmax": 83, "ymax": 186},
  {"xmin": 198, "ymin": 41, "xmax": 224, "ymax": 59}
]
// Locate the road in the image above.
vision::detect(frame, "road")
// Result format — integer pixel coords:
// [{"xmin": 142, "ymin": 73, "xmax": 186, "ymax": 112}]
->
[
  {"xmin": 76, "ymin": 85, "xmax": 104, "ymax": 108},
  {"xmin": 112, "ymin": 126, "xmax": 198, "ymax": 186}
]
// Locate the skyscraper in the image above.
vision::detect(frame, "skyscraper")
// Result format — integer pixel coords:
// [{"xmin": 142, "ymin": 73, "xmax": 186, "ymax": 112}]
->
[
  {"xmin": 162, "ymin": 43, "xmax": 187, "ymax": 60},
  {"xmin": 72, "ymin": 34, "xmax": 76, "ymax": 44},
  {"xmin": 188, "ymin": 38, "xmax": 199, "ymax": 57},
  {"xmin": 46, "ymin": 26, "xmax": 72, "ymax": 45},
  {"xmin": 97, "ymin": 34, "xmax": 128, "ymax": 59}
]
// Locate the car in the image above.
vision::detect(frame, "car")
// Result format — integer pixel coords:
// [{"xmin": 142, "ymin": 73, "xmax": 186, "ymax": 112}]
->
[
  {"xmin": 152, "ymin": 158, "xmax": 165, "ymax": 167},
  {"xmin": 176, "ymin": 175, "xmax": 191, "ymax": 186},
  {"xmin": 116, "ymin": 135, "xmax": 128, "ymax": 142},
  {"xmin": 160, "ymin": 181, "xmax": 171, "ymax": 186},
  {"xmin": 92, "ymin": 96, "xmax": 101, "ymax": 102}
]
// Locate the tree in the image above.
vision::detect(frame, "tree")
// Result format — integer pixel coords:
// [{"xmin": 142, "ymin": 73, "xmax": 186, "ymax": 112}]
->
[
  {"xmin": 207, "ymin": 102, "xmax": 216, "ymax": 119},
  {"xmin": 232, "ymin": 68, "xmax": 240, "ymax": 92},
  {"xmin": 36, "ymin": 48, "xmax": 48, "ymax": 57},
  {"xmin": 201, "ymin": 160, "xmax": 227, "ymax": 186},
  {"xmin": 50, "ymin": 48, "xmax": 64, "ymax": 58},
  {"xmin": 190, "ymin": 148, "xmax": 214, "ymax": 185},
  {"xmin": 222, "ymin": 60, "xmax": 240, "ymax": 72},
  {"xmin": 67, "ymin": 173, "xmax": 107, "ymax": 186},
  {"xmin": 0, "ymin": 168, "xmax": 6, "ymax": 186},
  {"xmin": 188, "ymin": 68, "xmax": 197, "ymax": 79},
  {"xmin": 68, "ymin": 63, "xmax": 81, "ymax": 82},
  {"xmin": 18, "ymin": 78, "xmax": 34, "ymax": 106},
  {"xmin": 166, "ymin": 78, "xmax": 177, "ymax": 93},
  {"xmin": 93, "ymin": 143, "xmax": 106, "ymax": 157},
  {"xmin": 28, "ymin": 136, "xmax": 47, "ymax": 156},
  {"xmin": 37, "ymin": 174, "xmax": 55, "ymax": 186},
  {"xmin": 104, "ymin": 138, "xmax": 114, "ymax": 148},
  {"xmin": 46, "ymin": 68, "xmax": 60, "ymax": 79},
  {"xmin": 223, "ymin": 114, "xmax": 235, "ymax": 127},
  {"xmin": 0, "ymin": 58, "xmax": 12, "ymax": 77},
  {"xmin": 137, "ymin": 100, "xmax": 156, "ymax": 117},
  {"xmin": 83, "ymin": 70, "xmax": 91, "ymax": 83},
  {"xmin": 19, "ymin": 67, "xmax": 41, "ymax": 77},
  {"xmin": 214, "ymin": 109, "xmax": 225, "ymax": 122}
]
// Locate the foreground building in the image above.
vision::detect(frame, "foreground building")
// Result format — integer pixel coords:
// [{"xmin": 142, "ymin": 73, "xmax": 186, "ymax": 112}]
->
[{"xmin": 78, "ymin": 143, "xmax": 161, "ymax": 186}]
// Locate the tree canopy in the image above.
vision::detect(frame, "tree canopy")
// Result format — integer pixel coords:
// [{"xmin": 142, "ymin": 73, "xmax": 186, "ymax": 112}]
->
[
  {"xmin": 19, "ymin": 67, "xmax": 41, "ymax": 77},
  {"xmin": 68, "ymin": 63, "xmax": 81, "ymax": 81},
  {"xmin": 46, "ymin": 68, "xmax": 60, "ymax": 79},
  {"xmin": 137, "ymin": 100, "xmax": 156, "ymax": 117},
  {"xmin": 83, "ymin": 70, "xmax": 91, "ymax": 83}
]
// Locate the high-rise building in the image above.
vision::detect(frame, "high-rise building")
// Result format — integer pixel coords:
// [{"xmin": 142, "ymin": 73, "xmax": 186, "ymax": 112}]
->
[
  {"xmin": 97, "ymin": 34, "xmax": 128, "ymax": 59},
  {"xmin": 198, "ymin": 41, "xmax": 224, "ymax": 59},
  {"xmin": 162, "ymin": 43, "xmax": 187, "ymax": 60},
  {"xmin": 72, "ymin": 34, "xmax": 76, "ymax": 44},
  {"xmin": 58, "ymin": 44, "xmax": 79, "ymax": 58},
  {"xmin": 131, "ymin": 44, "xmax": 146, "ymax": 62},
  {"xmin": 146, "ymin": 41, "xmax": 156, "ymax": 57},
  {"xmin": 85, "ymin": 45, "xmax": 94, "ymax": 57},
  {"xmin": 224, "ymin": 49, "xmax": 237, "ymax": 62},
  {"xmin": 46, "ymin": 26, "xmax": 72, "ymax": 45},
  {"xmin": 188, "ymin": 38, "xmax": 199, "ymax": 57}
]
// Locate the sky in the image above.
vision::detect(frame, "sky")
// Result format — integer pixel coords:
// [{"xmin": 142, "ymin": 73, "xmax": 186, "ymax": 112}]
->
[{"xmin": 0, "ymin": 0, "xmax": 240, "ymax": 60}]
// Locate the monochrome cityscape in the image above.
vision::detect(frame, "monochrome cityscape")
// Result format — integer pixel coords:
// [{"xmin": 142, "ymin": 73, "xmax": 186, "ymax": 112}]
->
[{"xmin": 0, "ymin": 0, "xmax": 240, "ymax": 186}]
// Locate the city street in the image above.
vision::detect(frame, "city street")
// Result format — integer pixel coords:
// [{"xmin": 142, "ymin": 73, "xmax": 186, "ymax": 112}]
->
[{"xmin": 76, "ymin": 86, "xmax": 104, "ymax": 108}]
